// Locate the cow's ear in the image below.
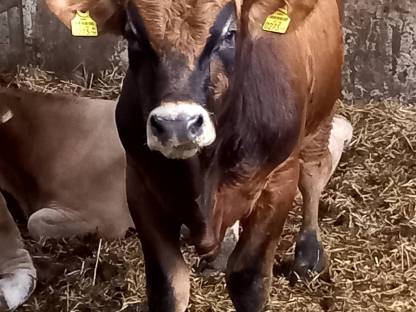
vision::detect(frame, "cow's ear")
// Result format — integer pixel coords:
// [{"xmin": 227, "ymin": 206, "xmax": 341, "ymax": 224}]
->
[
  {"xmin": 123, "ymin": 1, "xmax": 143, "ymax": 41},
  {"xmin": 44, "ymin": 0, "xmax": 126, "ymax": 35},
  {"xmin": 234, "ymin": 0, "xmax": 243, "ymax": 21},
  {"xmin": 283, "ymin": 0, "xmax": 318, "ymax": 22},
  {"xmin": 0, "ymin": 103, "xmax": 13, "ymax": 124},
  {"xmin": 123, "ymin": 1, "xmax": 155, "ymax": 54},
  {"xmin": 236, "ymin": 0, "xmax": 318, "ymax": 30}
]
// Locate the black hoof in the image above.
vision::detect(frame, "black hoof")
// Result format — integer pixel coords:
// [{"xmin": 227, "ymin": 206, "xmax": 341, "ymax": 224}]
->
[{"xmin": 292, "ymin": 230, "xmax": 326, "ymax": 280}]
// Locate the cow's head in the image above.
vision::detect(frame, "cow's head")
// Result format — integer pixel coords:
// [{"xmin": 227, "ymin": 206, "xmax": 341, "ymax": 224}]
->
[
  {"xmin": 125, "ymin": 0, "xmax": 242, "ymax": 158},
  {"xmin": 124, "ymin": 1, "xmax": 239, "ymax": 159},
  {"xmin": 46, "ymin": 0, "xmax": 240, "ymax": 159},
  {"xmin": 46, "ymin": 0, "xmax": 311, "ymax": 161}
]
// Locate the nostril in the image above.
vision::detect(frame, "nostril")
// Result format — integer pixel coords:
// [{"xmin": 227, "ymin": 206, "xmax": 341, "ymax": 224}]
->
[
  {"xmin": 188, "ymin": 114, "xmax": 204, "ymax": 136},
  {"xmin": 195, "ymin": 115, "xmax": 204, "ymax": 129},
  {"xmin": 150, "ymin": 115, "xmax": 164, "ymax": 135}
]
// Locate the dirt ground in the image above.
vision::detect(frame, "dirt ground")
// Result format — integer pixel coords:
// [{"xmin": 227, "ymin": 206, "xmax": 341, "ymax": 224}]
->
[{"xmin": 1, "ymin": 66, "xmax": 415, "ymax": 312}]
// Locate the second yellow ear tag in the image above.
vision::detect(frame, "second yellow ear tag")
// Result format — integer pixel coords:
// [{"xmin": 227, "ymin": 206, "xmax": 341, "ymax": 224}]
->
[
  {"xmin": 71, "ymin": 11, "xmax": 98, "ymax": 37},
  {"xmin": 262, "ymin": 6, "xmax": 291, "ymax": 34}
]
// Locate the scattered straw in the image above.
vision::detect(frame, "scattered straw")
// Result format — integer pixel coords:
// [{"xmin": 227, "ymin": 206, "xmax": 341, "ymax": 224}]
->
[
  {"xmin": 93, "ymin": 239, "xmax": 103, "ymax": 287},
  {"xmin": 0, "ymin": 65, "xmax": 124, "ymax": 100},
  {"xmin": 2, "ymin": 67, "xmax": 414, "ymax": 312}
]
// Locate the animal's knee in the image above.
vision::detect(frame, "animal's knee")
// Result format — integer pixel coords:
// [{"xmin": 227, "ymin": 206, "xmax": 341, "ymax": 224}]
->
[
  {"xmin": 28, "ymin": 208, "xmax": 64, "ymax": 240},
  {"xmin": 146, "ymin": 258, "xmax": 190, "ymax": 312},
  {"xmin": 148, "ymin": 273, "xmax": 190, "ymax": 312},
  {"xmin": 200, "ymin": 222, "xmax": 240, "ymax": 275},
  {"xmin": 0, "ymin": 268, "xmax": 36, "ymax": 311},
  {"xmin": 28, "ymin": 208, "xmax": 93, "ymax": 240},
  {"xmin": 171, "ymin": 266, "xmax": 190, "ymax": 312}
]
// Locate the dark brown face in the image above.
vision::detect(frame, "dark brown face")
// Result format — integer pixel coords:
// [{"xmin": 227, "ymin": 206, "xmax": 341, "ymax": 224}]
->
[{"xmin": 123, "ymin": 0, "xmax": 236, "ymax": 159}]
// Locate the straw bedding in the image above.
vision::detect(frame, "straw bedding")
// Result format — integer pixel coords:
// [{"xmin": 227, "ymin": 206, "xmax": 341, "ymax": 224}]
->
[{"xmin": 1, "ymin": 66, "xmax": 415, "ymax": 312}]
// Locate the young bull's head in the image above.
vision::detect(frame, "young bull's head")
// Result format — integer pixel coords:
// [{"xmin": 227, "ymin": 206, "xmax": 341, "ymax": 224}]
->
[
  {"xmin": 123, "ymin": 1, "xmax": 237, "ymax": 159},
  {"xmin": 46, "ymin": 0, "xmax": 308, "ymax": 163},
  {"xmin": 46, "ymin": 0, "xmax": 238, "ymax": 159}
]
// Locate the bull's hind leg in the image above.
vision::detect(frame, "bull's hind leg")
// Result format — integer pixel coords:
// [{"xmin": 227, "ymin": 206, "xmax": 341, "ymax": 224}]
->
[
  {"xmin": 226, "ymin": 162, "xmax": 299, "ymax": 312},
  {"xmin": 294, "ymin": 115, "xmax": 353, "ymax": 276},
  {"xmin": 0, "ymin": 193, "xmax": 36, "ymax": 311}
]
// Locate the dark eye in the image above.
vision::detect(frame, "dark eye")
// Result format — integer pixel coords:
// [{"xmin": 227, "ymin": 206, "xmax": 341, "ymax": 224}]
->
[{"xmin": 223, "ymin": 29, "xmax": 236, "ymax": 43}]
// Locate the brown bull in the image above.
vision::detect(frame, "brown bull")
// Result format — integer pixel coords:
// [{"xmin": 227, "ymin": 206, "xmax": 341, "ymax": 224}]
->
[{"xmin": 47, "ymin": 0, "xmax": 350, "ymax": 311}]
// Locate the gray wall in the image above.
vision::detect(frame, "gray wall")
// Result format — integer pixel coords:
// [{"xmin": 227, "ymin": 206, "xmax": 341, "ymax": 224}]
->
[
  {"xmin": 0, "ymin": 0, "xmax": 25, "ymax": 70},
  {"xmin": 343, "ymin": 0, "xmax": 416, "ymax": 103},
  {"xmin": 1, "ymin": 0, "xmax": 415, "ymax": 103},
  {"xmin": 0, "ymin": 0, "xmax": 124, "ymax": 74}
]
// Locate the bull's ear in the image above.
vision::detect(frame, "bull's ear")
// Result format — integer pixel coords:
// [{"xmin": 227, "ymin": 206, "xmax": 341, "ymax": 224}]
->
[
  {"xmin": 284, "ymin": 0, "xmax": 318, "ymax": 22},
  {"xmin": 234, "ymin": 0, "xmax": 243, "ymax": 21},
  {"xmin": 0, "ymin": 103, "xmax": 13, "ymax": 124},
  {"xmin": 123, "ymin": 1, "xmax": 155, "ymax": 54},
  {"xmin": 123, "ymin": 1, "xmax": 143, "ymax": 41},
  {"xmin": 44, "ymin": 0, "xmax": 126, "ymax": 34},
  {"xmin": 235, "ymin": 0, "xmax": 318, "ymax": 28}
]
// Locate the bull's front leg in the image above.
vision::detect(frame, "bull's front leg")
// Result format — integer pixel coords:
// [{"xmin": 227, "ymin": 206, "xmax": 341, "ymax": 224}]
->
[
  {"xmin": 140, "ymin": 235, "xmax": 189, "ymax": 312},
  {"xmin": 226, "ymin": 164, "xmax": 299, "ymax": 312},
  {"xmin": 126, "ymin": 165, "xmax": 190, "ymax": 312},
  {"xmin": 0, "ymin": 193, "xmax": 36, "ymax": 311}
]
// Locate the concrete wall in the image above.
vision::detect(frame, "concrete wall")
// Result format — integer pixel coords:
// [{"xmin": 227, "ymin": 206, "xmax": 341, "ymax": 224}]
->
[
  {"xmin": 1, "ymin": 0, "xmax": 415, "ymax": 103},
  {"xmin": 342, "ymin": 0, "xmax": 416, "ymax": 103},
  {"xmin": 0, "ymin": 0, "xmax": 124, "ymax": 74},
  {"xmin": 0, "ymin": 0, "xmax": 25, "ymax": 70}
]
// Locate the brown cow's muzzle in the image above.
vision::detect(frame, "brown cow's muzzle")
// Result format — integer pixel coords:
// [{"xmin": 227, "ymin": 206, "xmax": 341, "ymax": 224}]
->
[{"xmin": 146, "ymin": 102, "xmax": 216, "ymax": 159}]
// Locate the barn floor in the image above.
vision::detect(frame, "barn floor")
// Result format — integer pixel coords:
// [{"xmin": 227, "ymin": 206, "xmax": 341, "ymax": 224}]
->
[{"xmin": 1, "ymin": 66, "xmax": 415, "ymax": 312}]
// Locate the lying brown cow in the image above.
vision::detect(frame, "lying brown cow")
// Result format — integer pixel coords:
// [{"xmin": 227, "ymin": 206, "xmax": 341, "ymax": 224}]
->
[
  {"xmin": 0, "ymin": 87, "xmax": 133, "ymax": 309},
  {"xmin": 0, "ymin": 87, "xmax": 133, "ymax": 240},
  {"xmin": 47, "ymin": 0, "xmax": 348, "ymax": 311}
]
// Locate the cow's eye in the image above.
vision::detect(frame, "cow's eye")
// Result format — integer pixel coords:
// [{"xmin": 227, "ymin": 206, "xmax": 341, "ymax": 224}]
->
[
  {"xmin": 219, "ymin": 16, "xmax": 236, "ymax": 49},
  {"xmin": 199, "ymin": 5, "xmax": 236, "ymax": 69},
  {"xmin": 223, "ymin": 29, "xmax": 236, "ymax": 43}
]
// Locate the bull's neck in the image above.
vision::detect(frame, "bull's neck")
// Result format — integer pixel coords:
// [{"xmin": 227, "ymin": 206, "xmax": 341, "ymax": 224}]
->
[{"xmin": 214, "ymin": 37, "xmax": 302, "ymax": 184}]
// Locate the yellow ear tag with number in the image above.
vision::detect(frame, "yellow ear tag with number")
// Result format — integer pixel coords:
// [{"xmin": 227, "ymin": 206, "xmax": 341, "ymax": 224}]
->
[
  {"xmin": 71, "ymin": 10, "xmax": 98, "ymax": 37},
  {"xmin": 262, "ymin": 5, "xmax": 291, "ymax": 34}
]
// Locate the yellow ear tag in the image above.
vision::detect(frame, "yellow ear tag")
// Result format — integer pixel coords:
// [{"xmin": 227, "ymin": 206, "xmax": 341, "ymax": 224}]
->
[
  {"xmin": 71, "ymin": 10, "xmax": 98, "ymax": 37},
  {"xmin": 262, "ymin": 6, "xmax": 291, "ymax": 34}
]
